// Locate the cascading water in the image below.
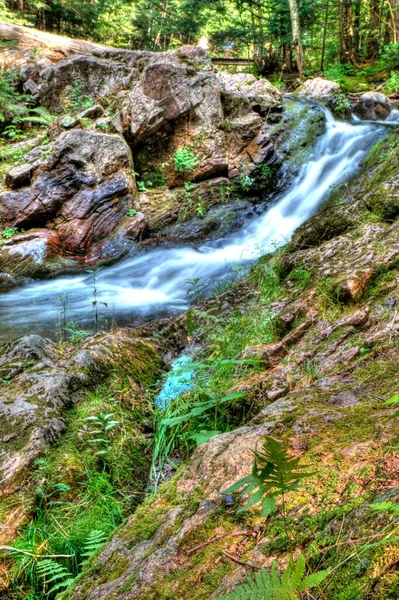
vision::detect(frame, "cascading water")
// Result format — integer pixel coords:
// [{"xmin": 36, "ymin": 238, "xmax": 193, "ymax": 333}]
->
[{"xmin": 0, "ymin": 105, "xmax": 396, "ymax": 341}]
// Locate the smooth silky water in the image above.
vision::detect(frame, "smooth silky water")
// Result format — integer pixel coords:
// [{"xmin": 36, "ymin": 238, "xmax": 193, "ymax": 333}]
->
[{"xmin": 0, "ymin": 106, "xmax": 397, "ymax": 342}]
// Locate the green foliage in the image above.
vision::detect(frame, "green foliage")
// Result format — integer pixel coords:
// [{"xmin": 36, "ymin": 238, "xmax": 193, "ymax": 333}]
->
[
  {"xmin": 383, "ymin": 71, "xmax": 399, "ymax": 94},
  {"xmin": 127, "ymin": 208, "xmax": 137, "ymax": 217},
  {"xmin": 36, "ymin": 559, "xmax": 74, "ymax": 595},
  {"xmin": 287, "ymin": 268, "xmax": 311, "ymax": 287},
  {"xmin": 236, "ymin": 173, "xmax": 254, "ymax": 192},
  {"xmin": 0, "ymin": 70, "xmax": 28, "ymax": 125},
  {"xmin": 174, "ymin": 147, "xmax": 197, "ymax": 173},
  {"xmin": 216, "ymin": 555, "xmax": 328, "ymax": 600},
  {"xmin": 369, "ymin": 501, "xmax": 399, "ymax": 516},
  {"xmin": 20, "ymin": 107, "xmax": 58, "ymax": 127},
  {"xmin": 2, "ymin": 226, "xmax": 20, "ymax": 239},
  {"xmin": 84, "ymin": 412, "xmax": 120, "ymax": 455},
  {"xmin": 383, "ymin": 393, "xmax": 399, "ymax": 417},
  {"xmin": 151, "ymin": 383, "xmax": 245, "ymax": 486},
  {"xmin": 81, "ymin": 529, "xmax": 108, "ymax": 558},
  {"xmin": 223, "ymin": 436, "xmax": 312, "ymax": 516},
  {"xmin": 379, "ymin": 44, "xmax": 399, "ymax": 70},
  {"xmin": 63, "ymin": 321, "xmax": 90, "ymax": 343}
]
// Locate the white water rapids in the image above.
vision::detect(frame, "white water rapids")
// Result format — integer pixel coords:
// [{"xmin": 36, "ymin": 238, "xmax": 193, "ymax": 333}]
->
[{"xmin": 0, "ymin": 106, "xmax": 397, "ymax": 341}]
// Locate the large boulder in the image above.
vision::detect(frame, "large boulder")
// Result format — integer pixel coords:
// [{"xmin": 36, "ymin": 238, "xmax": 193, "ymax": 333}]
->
[
  {"xmin": 294, "ymin": 77, "xmax": 340, "ymax": 103},
  {"xmin": 39, "ymin": 55, "xmax": 132, "ymax": 112},
  {"xmin": 0, "ymin": 130, "xmax": 135, "ymax": 255},
  {"xmin": 353, "ymin": 91, "xmax": 392, "ymax": 121}
]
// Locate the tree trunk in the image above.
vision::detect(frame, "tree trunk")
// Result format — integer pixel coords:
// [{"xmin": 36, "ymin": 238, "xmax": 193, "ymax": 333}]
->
[
  {"xmin": 0, "ymin": 22, "xmax": 116, "ymax": 60},
  {"xmin": 320, "ymin": 0, "xmax": 330, "ymax": 71},
  {"xmin": 287, "ymin": 0, "xmax": 304, "ymax": 79},
  {"xmin": 352, "ymin": 0, "xmax": 361, "ymax": 61},
  {"xmin": 389, "ymin": 0, "xmax": 399, "ymax": 43},
  {"xmin": 340, "ymin": 0, "xmax": 353, "ymax": 63},
  {"xmin": 367, "ymin": 0, "xmax": 380, "ymax": 59}
]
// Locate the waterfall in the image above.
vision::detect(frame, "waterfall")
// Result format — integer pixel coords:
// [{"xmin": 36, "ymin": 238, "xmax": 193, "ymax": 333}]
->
[{"xmin": 0, "ymin": 107, "xmax": 396, "ymax": 341}]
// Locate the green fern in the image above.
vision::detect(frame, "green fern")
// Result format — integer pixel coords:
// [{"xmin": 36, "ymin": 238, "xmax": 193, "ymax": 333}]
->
[
  {"xmin": 20, "ymin": 107, "xmax": 58, "ymax": 127},
  {"xmin": 0, "ymin": 70, "xmax": 28, "ymax": 123},
  {"xmin": 216, "ymin": 555, "xmax": 328, "ymax": 600},
  {"xmin": 81, "ymin": 529, "xmax": 108, "ymax": 558},
  {"xmin": 369, "ymin": 501, "xmax": 399, "ymax": 516},
  {"xmin": 383, "ymin": 393, "xmax": 399, "ymax": 417},
  {"xmin": 223, "ymin": 436, "xmax": 313, "ymax": 516},
  {"xmin": 36, "ymin": 558, "xmax": 74, "ymax": 595}
]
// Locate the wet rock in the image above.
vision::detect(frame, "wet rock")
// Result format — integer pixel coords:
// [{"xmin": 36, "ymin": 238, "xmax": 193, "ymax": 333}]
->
[{"xmin": 354, "ymin": 92, "xmax": 392, "ymax": 121}]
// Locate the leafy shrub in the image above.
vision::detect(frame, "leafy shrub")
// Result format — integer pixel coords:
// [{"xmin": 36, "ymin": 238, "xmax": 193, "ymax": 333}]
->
[
  {"xmin": 173, "ymin": 147, "xmax": 197, "ymax": 173},
  {"xmin": 324, "ymin": 63, "xmax": 357, "ymax": 83},
  {"xmin": 379, "ymin": 44, "xmax": 399, "ymax": 70},
  {"xmin": 383, "ymin": 71, "xmax": 399, "ymax": 94}
]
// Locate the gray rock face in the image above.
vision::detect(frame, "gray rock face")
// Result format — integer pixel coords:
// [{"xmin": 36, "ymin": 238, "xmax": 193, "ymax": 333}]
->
[
  {"xmin": 0, "ymin": 130, "xmax": 135, "ymax": 255},
  {"xmin": 294, "ymin": 77, "xmax": 340, "ymax": 102},
  {"xmin": 39, "ymin": 55, "xmax": 132, "ymax": 112}
]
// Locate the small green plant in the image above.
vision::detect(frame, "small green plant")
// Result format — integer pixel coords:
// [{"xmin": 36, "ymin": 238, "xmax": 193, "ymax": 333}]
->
[
  {"xmin": 195, "ymin": 202, "xmax": 206, "ymax": 218},
  {"xmin": 216, "ymin": 554, "xmax": 328, "ymax": 600},
  {"xmin": 259, "ymin": 164, "xmax": 273, "ymax": 187},
  {"xmin": 64, "ymin": 321, "xmax": 90, "ymax": 343},
  {"xmin": 1, "ymin": 226, "xmax": 19, "ymax": 239},
  {"xmin": 223, "ymin": 436, "xmax": 312, "ymax": 516},
  {"xmin": 333, "ymin": 93, "xmax": 350, "ymax": 116},
  {"xmin": 58, "ymin": 293, "xmax": 70, "ymax": 341},
  {"xmin": 236, "ymin": 173, "xmax": 254, "ymax": 192},
  {"xmin": 137, "ymin": 181, "xmax": 146, "ymax": 192},
  {"xmin": 383, "ymin": 393, "xmax": 399, "ymax": 416},
  {"xmin": 186, "ymin": 277, "xmax": 206, "ymax": 301},
  {"xmin": 70, "ymin": 81, "xmax": 94, "ymax": 112},
  {"xmin": 173, "ymin": 147, "xmax": 197, "ymax": 173},
  {"xmin": 127, "ymin": 208, "xmax": 137, "ymax": 217},
  {"xmin": 1, "ymin": 124, "xmax": 27, "ymax": 140},
  {"xmin": 87, "ymin": 268, "xmax": 107, "ymax": 333},
  {"xmin": 84, "ymin": 412, "xmax": 120, "ymax": 456}
]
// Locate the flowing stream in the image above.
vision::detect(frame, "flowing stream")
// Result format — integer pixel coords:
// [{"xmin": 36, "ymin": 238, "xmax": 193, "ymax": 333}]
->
[{"xmin": 0, "ymin": 106, "xmax": 397, "ymax": 342}]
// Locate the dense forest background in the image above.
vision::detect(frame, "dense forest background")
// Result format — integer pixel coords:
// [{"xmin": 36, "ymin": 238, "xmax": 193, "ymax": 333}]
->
[{"xmin": 1, "ymin": 0, "xmax": 399, "ymax": 79}]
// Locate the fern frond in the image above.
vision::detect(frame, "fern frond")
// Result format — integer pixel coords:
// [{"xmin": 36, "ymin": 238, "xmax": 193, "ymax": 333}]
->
[
  {"xmin": 20, "ymin": 106, "xmax": 57, "ymax": 127},
  {"xmin": 223, "ymin": 436, "xmax": 313, "ymax": 516},
  {"xmin": 215, "ymin": 556, "xmax": 329, "ymax": 600},
  {"xmin": 36, "ymin": 558, "xmax": 73, "ymax": 593},
  {"xmin": 82, "ymin": 530, "xmax": 108, "ymax": 558}
]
